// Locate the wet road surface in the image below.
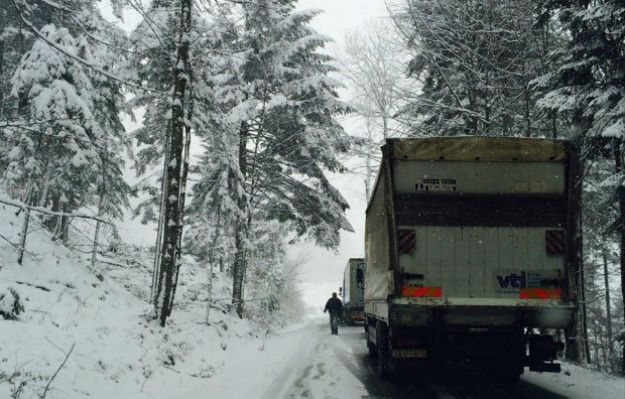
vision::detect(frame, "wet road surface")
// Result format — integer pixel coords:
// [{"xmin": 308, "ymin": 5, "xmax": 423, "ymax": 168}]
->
[{"xmin": 267, "ymin": 323, "xmax": 580, "ymax": 399}]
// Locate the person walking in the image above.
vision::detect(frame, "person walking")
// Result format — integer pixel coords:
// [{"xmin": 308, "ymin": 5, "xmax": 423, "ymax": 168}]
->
[{"xmin": 324, "ymin": 292, "xmax": 343, "ymax": 335}]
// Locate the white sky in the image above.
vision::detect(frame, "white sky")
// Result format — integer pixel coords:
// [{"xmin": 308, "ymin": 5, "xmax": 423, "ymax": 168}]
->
[{"xmin": 110, "ymin": 0, "xmax": 391, "ymax": 311}]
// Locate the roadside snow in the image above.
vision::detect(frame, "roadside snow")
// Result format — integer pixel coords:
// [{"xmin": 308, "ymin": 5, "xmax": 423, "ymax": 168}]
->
[
  {"xmin": 0, "ymin": 202, "xmax": 293, "ymax": 399},
  {"xmin": 521, "ymin": 362, "xmax": 624, "ymax": 399}
]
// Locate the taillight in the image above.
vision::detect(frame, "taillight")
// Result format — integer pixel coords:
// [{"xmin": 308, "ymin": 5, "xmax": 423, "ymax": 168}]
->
[
  {"xmin": 520, "ymin": 288, "xmax": 562, "ymax": 300},
  {"xmin": 401, "ymin": 286, "xmax": 442, "ymax": 297}
]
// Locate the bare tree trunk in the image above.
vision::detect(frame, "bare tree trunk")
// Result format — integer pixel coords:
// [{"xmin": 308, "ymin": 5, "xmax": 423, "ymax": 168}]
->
[
  {"xmin": 154, "ymin": 0, "xmax": 192, "ymax": 327},
  {"xmin": 17, "ymin": 210, "xmax": 29, "ymax": 265},
  {"xmin": 602, "ymin": 249, "xmax": 614, "ymax": 363},
  {"xmin": 91, "ymin": 221, "xmax": 100, "ymax": 270},
  {"xmin": 364, "ymin": 121, "xmax": 374, "ymax": 201},
  {"xmin": 580, "ymin": 253, "xmax": 591, "ymax": 363},
  {"xmin": 523, "ymin": 75, "xmax": 531, "ymax": 137},
  {"xmin": 565, "ymin": 141, "xmax": 583, "ymax": 362},
  {"xmin": 168, "ymin": 91, "xmax": 193, "ymax": 314},
  {"xmin": 149, "ymin": 127, "xmax": 170, "ymax": 309},
  {"xmin": 613, "ymin": 138, "xmax": 625, "ymax": 374},
  {"xmin": 382, "ymin": 115, "xmax": 389, "ymax": 140},
  {"xmin": 232, "ymin": 121, "xmax": 249, "ymax": 318}
]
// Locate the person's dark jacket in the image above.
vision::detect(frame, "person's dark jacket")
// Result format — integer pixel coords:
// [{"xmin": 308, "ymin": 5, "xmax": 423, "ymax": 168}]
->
[{"xmin": 324, "ymin": 297, "xmax": 343, "ymax": 315}]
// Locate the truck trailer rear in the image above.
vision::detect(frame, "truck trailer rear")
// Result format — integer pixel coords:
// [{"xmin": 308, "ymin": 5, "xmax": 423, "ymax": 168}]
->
[
  {"xmin": 364, "ymin": 137, "xmax": 581, "ymax": 380},
  {"xmin": 341, "ymin": 258, "xmax": 366, "ymax": 324}
]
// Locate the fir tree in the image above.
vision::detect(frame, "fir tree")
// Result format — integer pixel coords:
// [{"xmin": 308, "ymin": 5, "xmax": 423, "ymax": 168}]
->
[
  {"xmin": 186, "ymin": 0, "xmax": 352, "ymax": 317},
  {"xmin": 534, "ymin": 0, "xmax": 625, "ymax": 371},
  {"xmin": 395, "ymin": 0, "xmax": 556, "ymax": 137},
  {"xmin": 5, "ymin": 22, "xmax": 129, "ymax": 240}
]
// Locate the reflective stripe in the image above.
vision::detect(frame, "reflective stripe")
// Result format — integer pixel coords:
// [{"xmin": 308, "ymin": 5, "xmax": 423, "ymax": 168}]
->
[
  {"xmin": 401, "ymin": 286, "xmax": 442, "ymax": 297},
  {"xmin": 520, "ymin": 288, "xmax": 562, "ymax": 299},
  {"xmin": 398, "ymin": 229, "xmax": 416, "ymax": 253}
]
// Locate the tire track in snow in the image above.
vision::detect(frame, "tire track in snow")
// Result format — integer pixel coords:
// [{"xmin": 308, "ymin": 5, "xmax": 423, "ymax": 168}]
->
[{"xmin": 260, "ymin": 321, "xmax": 326, "ymax": 399}]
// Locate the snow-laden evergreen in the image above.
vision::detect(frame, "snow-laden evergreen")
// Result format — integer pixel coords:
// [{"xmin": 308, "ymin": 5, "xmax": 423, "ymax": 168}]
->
[
  {"xmin": 394, "ymin": 0, "xmax": 558, "ymax": 137},
  {"xmin": 185, "ymin": 0, "xmax": 352, "ymax": 316},
  {"xmin": 533, "ymin": 0, "xmax": 625, "ymax": 372},
  {"xmin": 3, "ymin": 19, "xmax": 129, "ymax": 233}
]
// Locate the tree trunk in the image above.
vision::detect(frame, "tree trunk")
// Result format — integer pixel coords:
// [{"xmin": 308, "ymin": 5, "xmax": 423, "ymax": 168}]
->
[
  {"xmin": 614, "ymin": 138, "xmax": 625, "ymax": 374},
  {"xmin": 91, "ymin": 221, "xmax": 100, "ymax": 270},
  {"xmin": 565, "ymin": 139, "xmax": 583, "ymax": 362},
  {"xmin": 232, "ymin": 224, "xmax": 248, "ymax": 317},
  {"xmin": 149, "ymin": 127, "xmax": 170, "ymax": 308},
  {"xmin": 364, "ymin": 121, "xmax": 373, "ymax": 201},
  {"xmin": 154, "ymin": 0, "xmax": 192, "ymax": 327},
  {"xmin": 17, "ymin": 210, "xmax": 29, "ymax": 265},
  {"xmin": 232, "ymin": 121, "xmax": 249, "ymax": 318},
  {"xmin": 602, "ymin": 249, "xmax": 614, "ymax": 364},
  {"xmin": 580, "ymin": 252, "xmax": 591, "ymax": 363},
  {"xmin": 168, "ymin": 91, "xmax": 193, "ymax": 315}
]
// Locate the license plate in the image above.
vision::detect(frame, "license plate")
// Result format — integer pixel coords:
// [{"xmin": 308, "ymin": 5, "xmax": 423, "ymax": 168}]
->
[{"xmin": 392, "ymin": 349, "xmax": 427, "ymax": 358}]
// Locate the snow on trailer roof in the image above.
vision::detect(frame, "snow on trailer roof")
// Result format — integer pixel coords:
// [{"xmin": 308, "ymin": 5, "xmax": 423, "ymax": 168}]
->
[
  {"xmin": 365, "ymin": 136, "xmax": 572, "ymax": 212},
  {"xmin": 387, "ymin": 136, "xmax": 569, "ymax": 162}
]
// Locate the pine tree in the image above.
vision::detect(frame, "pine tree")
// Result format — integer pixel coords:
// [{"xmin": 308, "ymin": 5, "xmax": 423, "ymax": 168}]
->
[
  {"xmin": 5, "ymin": 22, "xmax": 129, "ymax": 239},
  {"xmin": 126, "ymin": 0, "xmax": 194, "ymax": 326},
  {"xmin": 1, "ymin": 1, "xmax": 130, "ymax": 248},
  {"xmin": 395, "ymin": 0, "xmax": 555, "ymax": 137},
  {"xmin": 535, "ymin": 0, "xmax": 625, "ymax": 371},
  {"xmin": 186, "ymin": 0, "xmax": 352, "ymax": 317}
]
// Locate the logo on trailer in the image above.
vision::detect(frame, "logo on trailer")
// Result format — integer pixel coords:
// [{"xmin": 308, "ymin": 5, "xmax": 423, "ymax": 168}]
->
[
  {"xmin": 497, "ymin": 272, "xmax": 527, "ymax": 289},
  {"xmin": 415, "ymin": 178, "xmax": 457, "ymax": 193}
]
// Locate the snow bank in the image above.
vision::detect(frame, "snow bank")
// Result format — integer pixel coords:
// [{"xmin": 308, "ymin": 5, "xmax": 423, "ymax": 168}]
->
[
  {"xmin": 522, "ymin": 362, "xmax": 625, "ymax": 399},
  {"xmin": 0, "ymin": 202, "xmax": 292, "ymax": 399}
]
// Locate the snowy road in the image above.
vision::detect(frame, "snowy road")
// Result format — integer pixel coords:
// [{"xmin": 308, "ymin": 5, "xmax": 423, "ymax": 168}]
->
[{"xmin": 259, "ymin": 320, "xmax": 624, "ymax": 399}]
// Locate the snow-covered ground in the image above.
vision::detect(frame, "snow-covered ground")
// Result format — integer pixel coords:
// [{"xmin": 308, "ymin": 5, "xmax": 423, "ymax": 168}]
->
[
  {"xmin": 0, "ymin": 201, "xmax": 298, "ymax": 399},
  {"xmin": 2, "ymin": 200, "xmax": 623, "ymax": 399},
  {"xmin": 254, "ymin": 321, "xmax": 625, "ymax": 399}
]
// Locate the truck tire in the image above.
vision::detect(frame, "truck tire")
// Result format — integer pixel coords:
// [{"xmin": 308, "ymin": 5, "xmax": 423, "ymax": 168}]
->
[
  {"xmin": 344, "ymin": 310, "xmax": 352, "ymax": 326},
  {"xmin": 367, "ymin": 341, "xmax": 377, "ymax": 358},
  {"xmin": 493, "ymin": 365, "xmax": 522, "ymax": 384},
  {"xmin": 365, "ymin": 319, "xmax": 377, "ymax": 357},
  {"xmin": 376, "ymin": 321, "xmax": 393, "ymax": 377}
]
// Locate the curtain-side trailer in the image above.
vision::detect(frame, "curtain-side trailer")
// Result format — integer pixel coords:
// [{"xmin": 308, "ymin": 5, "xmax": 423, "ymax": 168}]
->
[
  {"xmin": 341, "ymin": 258, "xmax": 366, "ymax": 324},
  {"xmin": 364, "ymin": 137, "xmax": 581, "ymax": 380}
]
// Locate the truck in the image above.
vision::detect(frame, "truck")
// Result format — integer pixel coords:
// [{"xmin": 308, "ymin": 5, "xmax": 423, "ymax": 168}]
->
[
  {"xmin": 364, "ymin": 137, "xmax": 581, "ymax": 381},
  {"xmin": 340, "ymin": 258, "xmax": 366, "ymax": 325}
]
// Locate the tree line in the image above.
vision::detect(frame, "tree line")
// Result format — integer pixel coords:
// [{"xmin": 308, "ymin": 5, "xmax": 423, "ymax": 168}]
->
[
  {"xmin": 0, "ymin": 0, "xmax": 351, "ymax": 326},
  {"xmin": 342, "ymin": 0, "xmax": 624, "ymax": 374}
]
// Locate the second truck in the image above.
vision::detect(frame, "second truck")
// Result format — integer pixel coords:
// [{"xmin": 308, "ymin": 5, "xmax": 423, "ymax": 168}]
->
[
  {"xmin": 341, "ymin": 258, "xmax": 366, "ymax": 324},
  {"xmin": 364, "ymin": 137, "xmax": 581, "ymax": 381}
]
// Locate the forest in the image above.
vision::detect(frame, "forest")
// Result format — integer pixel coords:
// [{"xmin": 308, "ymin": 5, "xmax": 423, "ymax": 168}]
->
[{"xmin": 0, "ymin": 1, "xmax": 623, "ymax": 395}]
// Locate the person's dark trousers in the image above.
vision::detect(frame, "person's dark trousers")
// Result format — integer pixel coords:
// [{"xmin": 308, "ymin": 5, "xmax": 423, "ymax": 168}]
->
[{"xmin": 329, "ymin": 313, "xmax": 339, "ymax": 334}]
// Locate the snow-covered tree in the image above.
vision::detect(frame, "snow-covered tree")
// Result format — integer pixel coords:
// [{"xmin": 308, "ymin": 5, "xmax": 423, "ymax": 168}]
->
[
  {"xmin": 534, "ymin": 0, "xmax": 625, "ymax": 372},
  {"xmin": 338, "ymin": 20, "xmax": 414, "ymax": 200},
  {"xmin": 4, "ymin": 21, "xmax": 129, "ymax": 240},
  {"xmin": 125, "ymin": 0, "xmax": 194, "ymax": 326},
  {"xmin": 393, "ymin": 0, "xmax": 556, "ymax": 137},
  {"xmin": 185, "ymin": 0, "xmax": 352, "ymax": 317}
]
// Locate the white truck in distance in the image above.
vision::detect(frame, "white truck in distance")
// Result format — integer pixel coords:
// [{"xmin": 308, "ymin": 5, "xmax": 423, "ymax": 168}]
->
[{"xmin": 341, "ymin": 258, "xmax": 366, "ymax": 325}]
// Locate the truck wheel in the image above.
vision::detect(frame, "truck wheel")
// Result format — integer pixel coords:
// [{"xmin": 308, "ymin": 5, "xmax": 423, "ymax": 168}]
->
[
  {"xmin": 365, "ymin": 319, "xmax": 377, "ymax": 357},
  {"xmin": 367, "ymin": 336, "xmax": 377, "ymax": 358},
  {"xmin": 376, "ymin": 321, "xmax": 393, "ymax": 377},
  {"xmin": 492, "ymin": 364, "xmax": 522, "ymax": 384}
]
